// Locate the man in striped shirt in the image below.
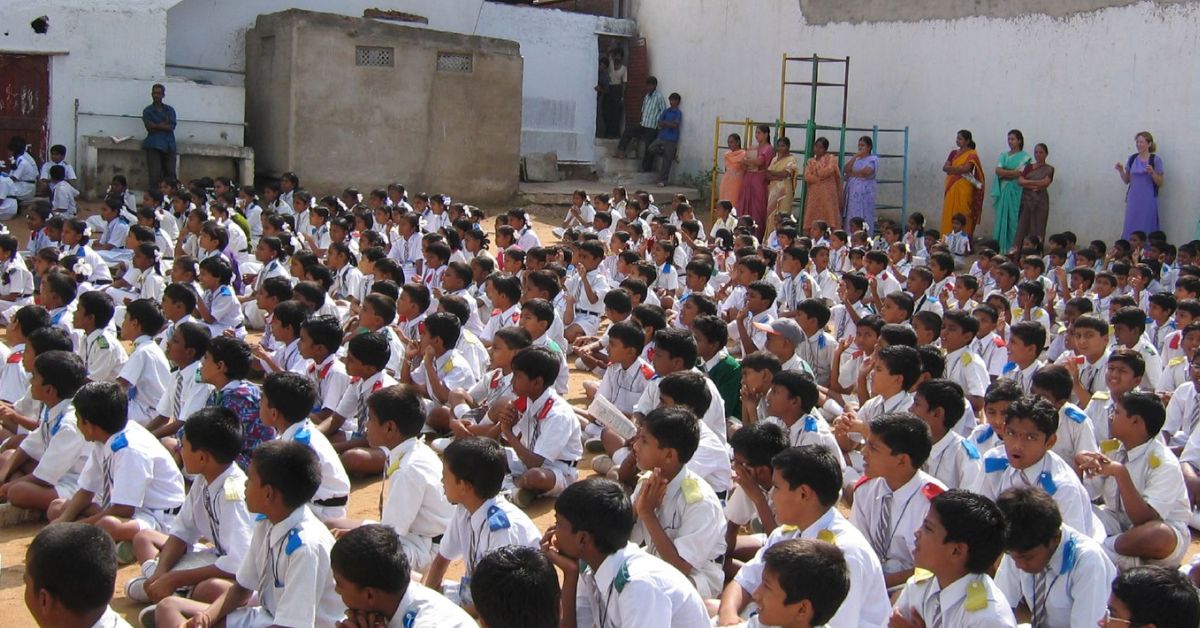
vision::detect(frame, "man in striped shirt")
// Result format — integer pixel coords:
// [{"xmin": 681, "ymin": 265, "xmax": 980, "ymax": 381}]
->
[{"xmin": 617, "ymin": 76, "xmax": 668, "ymax": 171}]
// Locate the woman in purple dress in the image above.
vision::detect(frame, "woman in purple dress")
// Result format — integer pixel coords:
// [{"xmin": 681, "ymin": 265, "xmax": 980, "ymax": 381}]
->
[
  {"xmin": 1114, "ymin": 131, "xmax": 1164, "ymax": 239},
  {"xmin": 842, "ymin": 135, "xmax": 878, "ymax": 231},
  {"xmin": 738, "ymin": 124, "xmax": 773, "ymax": 239}
]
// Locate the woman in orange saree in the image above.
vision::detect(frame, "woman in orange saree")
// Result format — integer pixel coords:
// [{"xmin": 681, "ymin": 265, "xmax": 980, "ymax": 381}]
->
[
  {"xmin": 801, "ymin": 137, "xmax": 841, "ymax": 232},
  {"xmin": 941, "ymin": 129, "xmax": 985, "ymax": 236},
  {"xmin": 719, "ymin": 133, "xmax": 746, "ymax": 210}
]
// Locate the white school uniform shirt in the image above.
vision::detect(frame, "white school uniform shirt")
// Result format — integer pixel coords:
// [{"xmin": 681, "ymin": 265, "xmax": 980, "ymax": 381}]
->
[
  {"xmin": 308, "ymin": 353, "xmax": 352, "ymax": 414},
  {"xmin": 78, "ymin": 422, "xmax": 185, "ymax": 513},
  {"xmin": 203, "ymin": 284, "xmax": 244, "ymax": 337},
  {"xmin": 78, "ymin": 327, "xmax": 128, "ymax": 382},
  {"xmin": 421, "ymin": 210, "xmax": 451, "ymax": 234},
  {"xmin": 1051, "ymin": 403, "xmax": 1099, "ymax": 471},
  {"xmin": 421, "ymin": 263, "xmax": 446, "ymax": 295},
  {"xmin": 972, "ymin": 331, "xmax": 1008, "ymax": 377},
  {"xmin": 168, "ymin": 464, "xmax": 255, "ymax": 576},
  {"xmin": 1146, "ymin": 318, "xmax": 1176, "ymax": 354},
  {"xmin": 1082, "ymin": 389, "xmax": 1118, "ymax": 443},
  {"xmin": 913, "ymin": 288, "xmax": 945, "ymax": 317},
  {"xmin": 334, "ymin": 370, "xmax": 398, "ymax": 439},
  {"xmin": 389, "ymin": 231, "xmax": 423, "ymax": 277},
  {"xmin": 796, "ymin": 329, "xmax": 836, "ymax": 387},
  {"xmin": 575, "ymin": 543, "xmax": 709, "ymax": 628},
  {"xmin": 119, "ymin": 336, "xmax": 171, "ymax": 426},
  {"xmin": 924, "ymin": 430, "xmax": 983, "ymax": 491},
  {"xmin": 765, "ymin": 414, "xmax": 845, "ymax": 470},
  {"xmin": 813, "ymin": 267, "xmax": 841, "ymax": 304},
  {"xmin": 736, "ymin": 507, "xmax": 889, "ymax": 628},
  {"xmin": 629, "ymin": 467, "xmax": 727, "ymax": 598},
  {"xmin": 49, "ymin": 180, "xmax": 79, "ymax": 215},
  {"xmin": 1089, "ymin": 437, "xmax": 1192, "ymax": 541},
  {"xmin": 8, "ymin": 152, "xmax": 37, "ymax": 198},
  {"xmin": 457, "ymin": 329, "xmax": 491, "ymax": 382},
  {"xmin": 0, "ymin": 343, "xmax": 28, "ymax": 404},
  {"xmin": 0, "ymin": 254, "xmax": 35, "ymax": 301},
  {"xmin": 19, "ymin": 398, "xmax": 87, "ymax": 497},
  {"xmin": 133, "ymin": 269, "xmax": 167, "ymax": 302},
  {"xmin": 280, "ymin": 420, "xmax": 351, "ymax": 506},
  {"xmin": 270, "ymin": 338, "xmax": 307, "ymax": 375},
  {"xmin": 653, "ymin": 262, "xmax": 680, "ymax": 295},
  {"xmin": 995, "ymin": 525, "xmax": 1115, "ymax": 628},
  {"xmin": 309, "ymin": 223, "xmax": 332, "ymax": 251},
  {"xmin": 829, "ymin": 300, "xmax": 873, "ymax": 341},
  {"xmin": 155, "ymin": 361, "xmax": 213, "ymax": 423},
  {"xmin": 516, "ymin": 226, "xmax": 540, "ymax": 251},
  {"xmin": 99, "ymin": 216, "xmax": 130, "ymax": 251},
  {"xmin": 856, "ymin": 390, "xmax": 914, "ymax": 425},
  {"xmin": 233, "ymin": 506, "xmax": 345, "ymax": 627},
  {"xmin": 687, "ymin": 421, "xmax": 732, "ymax": 493},
  {"xmin": 60, "ymin": 243, "xmax": 113, "ymax": 282},
  {"xmin": 512, "ymin": 387, "xmax": 583, "ymax": 471},
  {"xmin": 410, "ymin": 349, "xmax": 476, "ymax": 404},
  {"xmin": 633, "ymin": 369, "xmax": 729, "ymax": 446},
  {"xmin": 252, "ymin": 258, "xmax": 289, "ymax": 293},
  {"xmin": 850, "ymin": 471, "xmax": 946, "ymax": 575},
  {"xmin": 438, "ymin": 495, "xmax": 541, "ymax": 583},
  {"xmin": 894, "ymin": 571, "xmax": 1017, "ymax": 628},
  {"xmin": 870, "ymin": 269, "xmax": 902, "ymax": 302},
  {"xmin": 25, "ymin": 228, "xmax": 52, "ymax": 259},
  {"xmin": 448, "ymin": 288, "xmax": 485, "ymax": 336},
  {"xmin": 384, "ymin": 582, "xmax": 476, "ymax": 628},
  {"xmin": 836, "ymin": 345, "xmax": 870, "ymax": 397},
  {"xmin": 945, "ymin": 345, "xmax": 990, "ymax": 401},
  {"xmin": 39, "ymin": 159, "xmax": 77, "ymax": 182},
  {"xmin": 567, "ymin": 267, "xmax": 611, "ymax": 317},
  {"xmin": 969, "ymin": 422, "xmax": 1004, "ymax": 455},
  {"xmin": 1166, "ymin": 383, "xmax": 1200, "ymax": 451},
  {"xmin": 978, "ymin": 448, "xmax": 1102, "ymax": 541},
  {"xmin": 381, "ymin": 438, "xmax": 454, "ymax": 564},
  {"xmin": 597, "ymin": 357, "xmax": 656, "ymax": 414},
  {"xmin": 330, "ymin": 264, "xmax": 363, "ymax": 301},
  {"xmin": 480, "ymin": 302, "xmax": 520, "ymax": 344},
  {"xmin": 999, "ymin": 359, "xmax": 1042, "ymax": 395},
  {"xmin": 1129, "ymin": 336, "xmax": 1162, "ymax": 392}
]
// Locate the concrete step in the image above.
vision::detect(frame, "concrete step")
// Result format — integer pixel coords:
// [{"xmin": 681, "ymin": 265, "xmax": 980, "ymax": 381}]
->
[
  {"xmin": 599, "ymin": 156, "xmax": 643, "ymax": 176},
  {"xmin": 594, "ymin": 138, "xmax": 620, "ymax": 155},
  {"xmin": 609, "ymin": 171, "xmax": 660, "ymax": 185}
]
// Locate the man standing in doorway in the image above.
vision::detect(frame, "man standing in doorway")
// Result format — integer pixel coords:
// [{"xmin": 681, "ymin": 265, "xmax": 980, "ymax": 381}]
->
[
  {"xmin": 604, "ymin": 47, "xmax": 627, "ymax": 139},
  {"xmin": 142, "ymin": 83, "xmax": 177, "ymax": 188},
  {"xmin": 617, "ymin": 76, "xmax": 666, "ymax": 171},
  {"xmin": 646, "ymin": 92, "xmax": 682, "ymax": 187}
]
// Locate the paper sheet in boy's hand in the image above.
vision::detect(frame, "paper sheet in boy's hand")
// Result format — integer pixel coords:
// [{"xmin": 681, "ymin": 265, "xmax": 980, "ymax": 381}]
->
[{"xmin": 588, "ymin": 394, "xmax": 637, "ymax": 441}]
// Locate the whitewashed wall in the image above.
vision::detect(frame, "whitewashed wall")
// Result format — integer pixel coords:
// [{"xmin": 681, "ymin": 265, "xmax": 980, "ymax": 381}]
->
[
  {"xmin": 634, "ymin": 0, "xmax": 1200, "ymax": 242},
  {"xmin": 166, "ymin": 0, "xmax": 634, "ymax": 163}
]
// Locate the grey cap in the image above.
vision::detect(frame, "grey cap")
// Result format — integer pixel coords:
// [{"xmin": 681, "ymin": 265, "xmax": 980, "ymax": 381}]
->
[{"xmin": 753, "ymin": 317, "xmax": 804, "ymax": 347}]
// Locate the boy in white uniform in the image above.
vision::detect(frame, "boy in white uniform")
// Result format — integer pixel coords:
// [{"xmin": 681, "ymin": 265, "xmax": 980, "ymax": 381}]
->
[
  {"xmin": 913, "ymin": 379, "xmax": 982, "ymax": 491},
  {"xmin": 1000, "ymin": 321, "xmax": 1046, "ymax": 394},
  {"xmin": 891, "ymin": 489, "xmax": 1017, "ymax": 627},
  {"xmin": 50, "ymin": 381, "xmax": 186, "ymax": 542},
  {"xmin": 1031, "ymin": 365, "xmax": 1100, "ymax": 473},
  {"xmin": 298, "ymin": 315, "xmax": 352, "ymax": 433},
  {"xmin": 148, "ymin": 322, "xmax": 214, "ymax": 443},
  {"xmin": 116, "ymin": 300, "xmax": 171, "ymax": 426},
  {"xmin": 151, "ymin": 440, "xmax": 345, "ymax": 628},
  {"xmin": 564, "ymin": 241, "xmax": 611, "ymax": 343},
  {"xmin": 23, "ymin": 523, "xmax": 131, "ymax": 628},
  {"xmin": 940, "ymin": 310, "xmax": 990, "ymax": 417},
  {"xmin": 764, "ymin": 371, "xmax": 843, "ymax": 467},
  {"xmin": 542, "ymin": 477, "xmax": 711, "ymax": 628},
  {"xmin": 73, "ymin": 291, "xmax": 127, "ymax": 380}
]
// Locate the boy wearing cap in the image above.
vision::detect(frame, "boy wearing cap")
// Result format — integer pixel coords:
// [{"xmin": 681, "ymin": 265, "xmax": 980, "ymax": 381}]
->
[{"xmin": 753, "ymin": 317, "xmax": 813, "ymax": 376}]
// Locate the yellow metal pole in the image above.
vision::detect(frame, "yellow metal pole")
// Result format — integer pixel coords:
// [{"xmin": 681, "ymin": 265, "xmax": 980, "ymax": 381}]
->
[{"xmin": 711, "ymin": 117, "xmax": 722, "ymax": 213}]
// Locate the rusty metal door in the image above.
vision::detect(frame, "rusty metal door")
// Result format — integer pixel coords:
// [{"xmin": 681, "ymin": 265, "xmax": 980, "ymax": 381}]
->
[
  {"xmin": 625, "ymin": 38, "xmax": 648, "ymax": 129},
  {"xmin": 0, "ymin": 54, "xmax": 50, "ymax": 161}
]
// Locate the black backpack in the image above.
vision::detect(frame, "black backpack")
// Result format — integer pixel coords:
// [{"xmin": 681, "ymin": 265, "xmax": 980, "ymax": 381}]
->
[{"xmin": 1126, "ymin": 153, "xmax": 1159, "ymax": 197}]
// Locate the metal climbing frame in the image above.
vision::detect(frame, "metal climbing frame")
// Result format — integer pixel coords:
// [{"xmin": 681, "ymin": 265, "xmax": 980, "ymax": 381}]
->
[
  {"xmin": 780, "ymin": 54, "xmax": 850, "ymax": 224},
  {"xmin": 840, "ymin": 125, "xmax": 911, "ymax": 224}
]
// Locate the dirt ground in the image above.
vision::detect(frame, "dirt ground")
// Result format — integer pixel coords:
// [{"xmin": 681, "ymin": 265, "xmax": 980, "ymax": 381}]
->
[{"xmin": 0, "ymin": 202, "xmax": 1196, "ymax": 625}]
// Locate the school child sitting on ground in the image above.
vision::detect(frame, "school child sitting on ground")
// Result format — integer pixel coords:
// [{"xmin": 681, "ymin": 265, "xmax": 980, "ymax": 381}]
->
[
  {"xmin": 125, "ymin": 407, "xmax": 254, "ymax": 606},
  {"xmin": 469, "ymin": 545, "xmax": 561, "ymax": 628},
  {"xmin": 994, "ymin": 486, "xmax": 1116, "ymax": 628},
  {"xmin": 912, "ymin": 378, "xmax": 982, "ymax": 490},
  {"xmin": 753, "ymin": 317, "xmax": 811, "ymax": 375},
  {"xmin": 541, "ymin": 477, "xmax": 710, "ymax": 627},
  {"xmin": 749, "ymin": 539, "xmax": 854, "ymax": 628},
  {"xmin": 479, "ymin": 273, "xmax": 521, "ymax": 346},
  {"xmin": 201, "ymin": 336, "xmax": 272, "ymax": 469},
  {"xmin": 116, "ymin": 299, "xmax": 171, "ymax": 427},
  {"xmin": 50, "ymin": 381, "xmax": 186, "ymax": 544},
  {"xmin": 400, "ymin": 311, "xmax": 475, "ymax": 412},
  {"xmin": 0, "ymin": 305, "xmax": 46, "ymax": 412},
  {"xmin": 563, "ymin": 240, "xmax": 611, "ymax": 344},
  {"xmin": 722, "ymin": 422, "xmax": 788, "ymax": 578},
  {"xmin": 151, "ymin": 441, "xmax": 345, "ymax": 627},
  {"xmin": 428, "ymin": 325, "xmax": 528, "ymax": 442},
  {"xmin": 23, "ymin": 523, "xmax": 126, "ymax": 628},
  {"xmin": 1000, "ymin": 320, "xmax": 1046, "ymax": 394},
  {"xmin": 298, "ymin": 314, "xmax": 352, "ymax": 432},
  {"xmin": 765, "ymin": 371, "xmax": 843, "ymax": 467},
  {"xmin": 249, "ymin": 299, "xmax": 308, "ymax": 376},
  {"xmin": 39, "ymin": 270, "xmax": 76, "ymax": 336},
  {"xmin": 1111, "ymin": 305, "xmax": 1163, "ymax": 392},
  {"xmin": 72, "ymin": 291, "xmax": 126, "ymax": 380},
  {"xmin": 329, "ymin": 384, "xmax": 452, "ymax": 571},
  {"xmin": 940, "ymin": 310, "xmax": 989, "ymax": 419},
  {"xmin": 890, "ymin": 489, "xmax": 1017, "ymax": 626},
  {"xmin": 148, "ymin": 322, "xmax": 212, "ymax": 445},
  {"xmin": 1061, "ymin": 314, "xmax": 1111, "ymax": 406},
  {"xmin": 0, "ymin": 326, "xmax": 73, "ymax": 457},
  {"xmin": 1078, "ymin": 390, "xmax": 1192, "ymax": 569},
  {"xmin": 717, "ymin": 445, "xmax": 889, "ymax": 628},
  {"xmin": 519, "ymin": 298, "xmax": 568, "ymax": 395},
  {"xmin": 194, "ymin": 256, "xmax": 245, "ymax": 338},
  {"xmin": 1030, "ymin": 364, "xmax": 1100, "ymax": 472},
  {"xmin": 423, "ymin": 437, "xmax": 541, "ymax": 609},
  {"xmin": 850, "ymin": 411, "xmax": 945, "ymax": 588},
  {"xmin": 157, "ymin": 281, "xmax": 198, "ymax": 350},
  {"xmin": 1086, "ymin": 347, "xmax": 1145, "ymax": 443},
  {"xmin": 260, "ymin": 372, "xmax": 351, "ymax": 521}
]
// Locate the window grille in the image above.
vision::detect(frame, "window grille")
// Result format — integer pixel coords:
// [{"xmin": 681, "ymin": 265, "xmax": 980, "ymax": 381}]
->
[
  {"xmin": 356, "ymin": 46, "xmax": 394, "ymax": 67},
  {"xmin": 437, "ymin": 52, "xmax": 473, "ymax": 73}
]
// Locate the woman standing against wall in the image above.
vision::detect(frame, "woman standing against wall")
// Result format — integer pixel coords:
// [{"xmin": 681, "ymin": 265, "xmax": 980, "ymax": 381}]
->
[
  {"xmin": 842, "ymin": 135, "xmax": 878, "ymax": 231},
  {"xmin": 941, "ymin": 130, "xmax": 985, "ymax": 236},
  {"xmin": 739, "ymin": 124, "xmax": 773, "ymax": 238},
  {"xmin": 1114, "ymin": 131, "xmax": 1163, "ymax": 239},
  {"xmin": 991, "ymin": 129, "xmax": 1032, "ymax": 253},
  {"xmin": 1014, "ymin": 142, "xmax": 1054, "ymax": 247},
  {"xmin": 719, "ymin": 133, "xmax": 746, "ymax": 212},
  {"xmin": 765, "ymin": 137, "xmax": 801, "ymax": 236},
  {"xmin": 801, "ymin": 137, "xmax": 841, "ymax": 232}
]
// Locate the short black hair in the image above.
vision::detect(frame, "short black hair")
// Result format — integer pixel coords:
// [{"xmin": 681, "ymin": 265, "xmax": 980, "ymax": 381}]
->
[
  {"xmin": 28, "ymin": 326, "xmax": 74, "ymax": 355},
  {"xmin": 1108, "ymin": 347, "xmax": 1147, "ymax": 378},
  {"xmin": 522, "ymin": 298, "xmax": 555, "ymax": 328},
  {"xmin": 641, "ymin": 406, "xmax": 700, "ymax": 463},
  {"xmin": 606, "ymin": 321, "xmax": 645, "ymax": 354},
  {"xmin": 729, "ymin": 422, "xmax": 788, "ymax": 467},
  {"xmin": 76, "ymin": 291, "xmax": 116, "ymax": 328},
  {"xmin": 125, "ymin": 298, "xmax": 166, "ymax": 336},
  {"xmin": 444, "ymin": 437, "xmax": 507, "ymax": 500},
  {"xmin": 772, "ymin": 370, "xmax": 819, "ymax": 414},
  {"xmin": 796, "ymin": 298, "xmax": 831, "ymax": 327},
  {"xmin": 301, "ymin": 315, "xmax": 343, "ymax": 353},
  {"xmin": 12, "ymin": 304, "xmax": 50, "ymax": 337},
  {"xmin": 489, "ymin": 273, "xmax": 522, "ymax": 304},
  {"xmin": 995, "ymin": 487, "xmax": 1062, "ymax": 552},
  {"xmin": 763, "ymin": 539, "xmax": 850, "ymax": 624},
  {"xmin": 272, "ymin": 300, "xmax": 308, "ymax": 338},
  {"xmin": 657, "ymin": 370, "xmax": 712, "ymax": 418},
  {"xmin": 1004, "ymin": 396, "xmax": 1058, "ymax": 437},
  {"xmin": 880, "ymin": 323, "xmax": 918, "ymax": 348},
  {"xmin": 207, "ymin": 335, "xmax": 252, "ymax": 380},
  {"xmin": 260, "ymin": 276, "xmax": 294, "ymax": 302},
  {"xmin": 931, "ymin": 489, "xmax": 1007, "ymax": 573},
  {"xmin": 41, "ymin": 271, "xmax": 76, "ymax": 305},
  {"xmin": 942, "ymin": 309, "xmax": 980, "ymax": 336},
  {"xmin": 885, "ymin": 291, "xmax": 915, "ymax": 319},
  {"xmin": 1112, "ymin": 305, "xmax": 1148, "ymax": 333},
  {"xmin": 163, "ymin": 282, "xmax": 197, "ymax": 311},
  {"xmin": 554, "ymin": 477, "xmax": 634, "ymax": 554},
  {"xmin": 494, "ymin": 325, "xmax": 533, "ymax": 351},
  {"xmin": 26, "ymin": 522, "xmax": 116, "ymax": 614},
  {"xmin": 985, "ymin": 378, "xmax": 1024, "ymax": 404},
  {"xmin": 293, "ymin": 281, "xmax": 327, "ymax": 310},
  {"xmin": 251, "ymin": 440, "xmax": 321, "ymax": 509},
  {"xmin": 1111, "ymin": 566, "xmax": 1200, "ymax": 628},
  {"xmin": 771, "ymin": 445, "xmax": 842, "ymax": 507},
  {"xmin": 869, "ymin": 412, "xmax": 933, "ymax": 468},
  {"xmin": 1120, "ymin": 390, "xmax": 1167, "ymax": 435},
  {"xmin": 511, "ymin": 346, "xmax": 561, "ymax": 389},
  {"xmin": 182, "ymin": 407, "xmax": 243, "ymax": 464},
  {"xmin": 742, "ymin": 350, "xmax": 782, "ymax": 375},
  {"xmin": 367, "ymin": 384, "xmax": 424, "ymax": 437},
  {"xmin": 1030, "ymin": 364, "xmax": 1073, "ymax": 402},
  {"xmin": 1071, "ymin": 315, "xmax": 1109, "ymax": 336},
  {"xmin": 915, "ymin": 379, "xmax": 965, "ymax": 433},
  {"xmin": 347, "ymin": 330, "xmax": 391, "ymax": 369},
  {"xmin": 262, "ymin": 372, "xmax": 318, "ymax": 424},
  {"xmin": 173, "ymin": 321, "xmax": 211, "ymax": 362},
  {"xmin": 330, "ymin": 524, "xmax": 410, "ymax": 596},
  {"xmin": 691, "ymin": 314, "xmax": 728, "ymax": 346},
  {"xmin": 602, "ymin": 288, "xmax": 633, "ymax": 314},
  {"xmin": 1008, "ymin": 321, "xmax": 1047, "ymax": 351},
  {"xmin": 471, "ymin": 545, "xmax": 561, "ymax": 628},
  {"xmin": 32, "ymin": 350, "xmax": 85, "ymax": 400},
  {"xmin": 424, "ymin": 311, "xmax": 462, "ymax": 349},
  {"xmin": 916, "ymin": 344, "xmax": 945, "ymax": 378},
  {"xmin": 877, "ymin": 344, "xmax": 922, "ymax": 390},
  {"xmin": 73, "ymin": 381, "xmax": 128, "ymax": 434}
]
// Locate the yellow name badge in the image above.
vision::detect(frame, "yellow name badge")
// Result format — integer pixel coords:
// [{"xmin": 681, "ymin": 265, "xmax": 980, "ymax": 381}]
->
[
  {"xmin": 963, "ymin": 578, "xmax": 989, "ymax": 612},
  {"xmin": 817, "ymin": 529, "xmax": 837, "ymax": 544},
  {"xmin": 680, "ymin": 476, "xmax": 703, "ymax": 505}
]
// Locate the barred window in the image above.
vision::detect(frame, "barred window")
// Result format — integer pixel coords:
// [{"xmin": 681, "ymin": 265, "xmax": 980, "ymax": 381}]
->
[
  {"xmin": 356, "ymin": 46, "xmax": 394, "ymax": 67},
  {"xmin": 437, "ymin": 52, "xmax": 473, "ymax": 74}
]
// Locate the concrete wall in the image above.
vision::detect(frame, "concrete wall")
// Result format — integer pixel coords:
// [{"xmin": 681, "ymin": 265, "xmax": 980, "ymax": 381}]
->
[
  {"xmin": 800, "ymin": 0, "xmax": 1195, "ymax": 24},
  {"xmin": 634, "ymin": 0, "xmax": 1200, "ymax": 241},
  {"xmin": 245, "ymin": 10, "xmax": 522, "ymax": 201},
  {"xmin": 168, "ymin": 0, "xmax": 635, "ymax": 163}
]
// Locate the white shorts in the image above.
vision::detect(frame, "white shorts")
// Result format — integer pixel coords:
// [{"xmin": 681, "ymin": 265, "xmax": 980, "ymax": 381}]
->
[
  {"xmin": 224, "ymin": 605, "xmax": 274, "ymax": 628},
  {"xmin": 141, "ymin": 550, "xmax": 218, "ymax": 578},
  {"xmin": 1096, "ymin": 505, "xmax": 1191, "ymax": 566},
  {"xmin": 358, "ymin": 519, "xmax": 435, "ymax": 571},
  {"xmin": 506, "ymin": 449, "xmax": 578, "ymax": 498},
  {"xmin": 308, "ymin": 501, "xmax": 347, "ymax": 522},
  {"xmin": 571, "ymin": 311, "xmax": 602, "ymax": 336},
  {"xmin": 128, "ymin": 506, "xmax": 177, "ymax": 533},
  {"xmin": 242, "ymin": 301, "xmax": 267, "ymax": 330}
]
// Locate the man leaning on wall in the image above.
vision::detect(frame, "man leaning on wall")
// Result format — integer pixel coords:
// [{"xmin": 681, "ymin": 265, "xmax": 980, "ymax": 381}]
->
[{"xmin": 142, "ymin": 83, "xmax": 177, "ymax": 189}]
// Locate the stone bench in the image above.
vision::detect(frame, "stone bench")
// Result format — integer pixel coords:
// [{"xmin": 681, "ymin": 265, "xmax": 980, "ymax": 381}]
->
[{"xmin": 80, "ymin": 135, "xmax": 254, "ymax": 198}]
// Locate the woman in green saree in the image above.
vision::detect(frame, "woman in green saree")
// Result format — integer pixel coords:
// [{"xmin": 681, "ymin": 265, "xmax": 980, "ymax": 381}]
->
[{"xmin": 991, "ymin": 129, "xmax": 1032, "ymax": 253}]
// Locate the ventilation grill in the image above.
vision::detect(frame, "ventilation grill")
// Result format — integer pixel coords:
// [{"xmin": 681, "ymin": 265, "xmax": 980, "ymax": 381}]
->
[
  {"xmin": 437, "ymin": 52, "xmax": 473, "ymax": 74},
  {"xmin": 356, "ymin": 46, "xmax": 394, "ymax": 67}
]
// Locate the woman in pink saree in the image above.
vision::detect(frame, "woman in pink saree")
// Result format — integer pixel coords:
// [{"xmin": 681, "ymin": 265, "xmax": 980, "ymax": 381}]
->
[
  {"xmin": 719, "ymin": 133, "xmax": 746, "ymax": 212},
  {"xmin": 738, "ymin": 124, "xmax": 773, "ymax": 238}
]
